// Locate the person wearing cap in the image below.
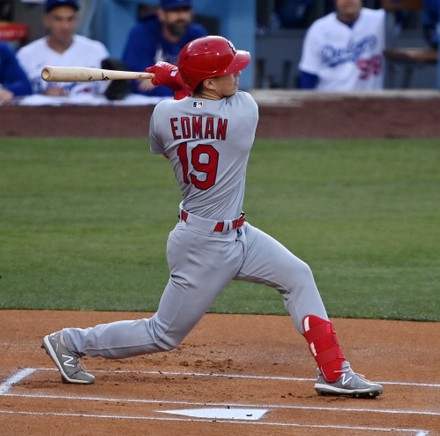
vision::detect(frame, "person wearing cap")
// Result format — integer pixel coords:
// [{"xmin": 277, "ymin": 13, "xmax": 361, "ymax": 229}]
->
[
  {"xmin": 122, "ymin": 0, "xmax": 207, "ymax": 97},
  {"xmin": 17, "ymin": 0, "xmax": 109, "ymax": 97},
  {"xmin": 0, "ymin": 41, "xmax": 32, "ymax": 102}
]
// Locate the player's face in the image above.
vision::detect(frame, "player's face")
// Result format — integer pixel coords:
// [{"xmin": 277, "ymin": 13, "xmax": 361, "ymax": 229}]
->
[
  {"xmin": 335, "ymin": 0, "xmax": 362, "ymax": 21},
  {"xmin": 210, "ymin": 72, "xmax": 241, "ymax": 98},
  {"xmin": 44, "ymin": 6, "xmax": 78, "ymax": 47},
  {"xmin": 159, "ymin": 8, "xmax": 193, "ymax": 38}
]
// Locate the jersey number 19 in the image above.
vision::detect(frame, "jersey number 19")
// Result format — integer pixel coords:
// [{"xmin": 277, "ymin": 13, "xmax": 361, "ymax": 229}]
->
[{"xmin": 177, "ymin": 142, "xmax": 219, "ymax": 190}]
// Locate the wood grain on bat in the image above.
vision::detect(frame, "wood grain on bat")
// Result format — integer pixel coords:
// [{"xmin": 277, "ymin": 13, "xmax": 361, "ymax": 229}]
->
[{"xmin": 41, "ymin": 66, "xmax": 155, "ymax": 82}]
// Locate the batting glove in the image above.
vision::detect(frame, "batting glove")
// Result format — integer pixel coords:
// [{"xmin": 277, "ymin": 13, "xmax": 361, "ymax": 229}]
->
[{"xmin": 145, "ymin": 62, "xmax": 191, "ymax": 100}]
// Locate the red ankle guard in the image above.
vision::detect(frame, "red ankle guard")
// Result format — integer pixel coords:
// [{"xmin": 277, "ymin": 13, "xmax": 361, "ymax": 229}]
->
[{"xmin": 302, "ymin": 315, "xmax": 345, "ymax": 382}]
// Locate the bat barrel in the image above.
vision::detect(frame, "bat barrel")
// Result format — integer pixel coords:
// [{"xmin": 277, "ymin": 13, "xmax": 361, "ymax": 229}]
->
[{"xmin": 41, "ymin": 66, "xmax": 155, "ymax": 82}]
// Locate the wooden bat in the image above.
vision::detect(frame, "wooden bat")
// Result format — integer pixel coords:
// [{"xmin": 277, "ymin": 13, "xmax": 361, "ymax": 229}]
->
[{"xmin": 41, "ymin": 66, "xmax": 155, "ymax": 82}]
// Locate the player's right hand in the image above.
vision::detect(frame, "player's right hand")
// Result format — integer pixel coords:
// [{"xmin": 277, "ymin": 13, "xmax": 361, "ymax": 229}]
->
[
  {"xmin": 145, "ymin": 62, "xmax": 190, "ymax": 100},
  {"xmin": 146, "ymin": 61, "xmax": 181, "ymax": 88}
]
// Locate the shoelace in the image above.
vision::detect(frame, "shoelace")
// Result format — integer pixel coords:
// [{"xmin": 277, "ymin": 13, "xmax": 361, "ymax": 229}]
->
[
  {"xmin": 334, "ymin": 366, "xmax": 373, "ymax": 383},
  {"xmin": 60, "ymin": 333, "xmax": 89, "ymax": 373},
  {"xmin": 78, "ymin": 358, "xmax": 90, "ymax": 372},
  {"xmin": 70, "ymin": 357, "xmax": 91, "ymax": 376}
]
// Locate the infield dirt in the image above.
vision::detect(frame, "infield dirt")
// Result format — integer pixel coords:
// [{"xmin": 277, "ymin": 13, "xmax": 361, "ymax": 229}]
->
[{"xmin": 1, "ymin": 310, "xmax": 439, "ymax": 435}]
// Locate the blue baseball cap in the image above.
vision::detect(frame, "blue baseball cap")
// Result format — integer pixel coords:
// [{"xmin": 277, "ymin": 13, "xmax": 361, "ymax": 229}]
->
[
  {"xmin": 45, "ymin": 0, "xmax": 79, "ymax": 13},
  {"xmin": 160, "ymin": 0, "xmax": 193, "ymax": 10}
]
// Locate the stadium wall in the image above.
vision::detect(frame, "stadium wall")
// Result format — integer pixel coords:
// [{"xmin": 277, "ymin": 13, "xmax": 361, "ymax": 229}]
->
[{"xmin": 1, "ymin": 91, "xmax": 440, "ymax": 139}]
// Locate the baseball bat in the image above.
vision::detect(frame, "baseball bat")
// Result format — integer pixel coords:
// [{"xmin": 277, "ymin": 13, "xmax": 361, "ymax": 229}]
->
[{"xmin": 41, "ymin": 66, "xmax": 155, "ymax": 82}]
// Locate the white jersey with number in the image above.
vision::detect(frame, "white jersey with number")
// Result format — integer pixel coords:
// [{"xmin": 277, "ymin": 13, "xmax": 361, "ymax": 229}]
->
[
  {"xmin": 149, "ymin": 91, "xmax": 259, "ymax": 221},
  {"xmin": 17, "ymin": 35, "xmax": 109, "ymax": 95},
  {"xmin": 299, "ymin": 8, "xmax": 385, "ymax": 91}
]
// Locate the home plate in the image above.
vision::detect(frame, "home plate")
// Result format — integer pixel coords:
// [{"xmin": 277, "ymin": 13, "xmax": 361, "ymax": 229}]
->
[{"xmin": 158, "ymin": 407, "xmax": 268, "ymax": 421}]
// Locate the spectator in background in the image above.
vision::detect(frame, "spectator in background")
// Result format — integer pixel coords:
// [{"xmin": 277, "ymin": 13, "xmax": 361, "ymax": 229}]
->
[
  {"xmin": 275, "ymin": 0, "xmax": 315, "ymax": 29},
  {"xmin": 0, "ymin": 41, "xmax": 32, "ymax": 101},
  {"xmin": 122, "ymin": 0, "xmax": 207, "ymax": 97},
  {"xmin": 423, "ymin": 0, "xmax": 439, "ymax": 49},
  {"xmin": 298, "ymin": 0, "xmax": 385, "ymax": 91},
  {"xmin": 17, "ymin": 0, "xmax": 109, "ymax": 97}
]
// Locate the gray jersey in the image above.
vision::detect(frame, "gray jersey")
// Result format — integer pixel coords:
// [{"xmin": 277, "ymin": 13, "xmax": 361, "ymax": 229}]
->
[
  {"xmin": 50, "ymin": 37, "xmax": 367, "ymax": 394},
  {"xmin": 149, "ymin": 91, "xmax": 258, "ymax": 220},
  {"xmin": 62, "ymin": 90, "xmax": 329, "ymax": 368}
]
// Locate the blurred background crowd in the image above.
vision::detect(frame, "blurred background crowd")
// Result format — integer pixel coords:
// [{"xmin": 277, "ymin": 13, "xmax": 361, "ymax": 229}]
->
[{"xmin": 0, "ymin": 0, "xmax": 439, "ymax": 104}]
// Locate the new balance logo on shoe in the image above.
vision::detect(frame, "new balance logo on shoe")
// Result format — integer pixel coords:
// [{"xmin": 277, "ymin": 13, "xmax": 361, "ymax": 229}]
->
[
  {"xmin": 62, "ymin": 354, "xmax": 76, "ymax": 368},
  {"xmin": 340, "ymin": 373, "xmax": 353, "ymax": 386}
]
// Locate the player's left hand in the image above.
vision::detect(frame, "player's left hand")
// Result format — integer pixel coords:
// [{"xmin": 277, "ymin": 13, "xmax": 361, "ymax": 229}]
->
[{"xmin": 145, "ymin": 62, "xmax": 191, "ymax": 100}]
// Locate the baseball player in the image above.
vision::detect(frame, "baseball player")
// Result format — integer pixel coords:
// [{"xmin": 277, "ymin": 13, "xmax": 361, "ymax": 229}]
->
[
  {"xmin": 299, "ymin": 0, "xmax": 385, "ymax": 91},
  {"xmin": 42, "ymin": 36, "xmax": 383, "ymax": 398}
]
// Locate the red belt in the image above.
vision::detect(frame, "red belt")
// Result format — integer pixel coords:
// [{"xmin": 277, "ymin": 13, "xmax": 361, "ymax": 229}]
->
[{"xmin": 180, "ymin": 210, "xmax": 245, "ymax": 232}]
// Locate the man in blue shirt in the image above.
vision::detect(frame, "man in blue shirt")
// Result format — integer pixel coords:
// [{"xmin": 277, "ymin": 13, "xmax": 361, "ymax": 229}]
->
[
  {"xmin": 0, "ymin": 42, "xmax": 32, "ymax": 101},
  {"xmin": 122, "ymin": 0, "xmax": 207, "ymax": 97},
  {"xmin": 423, "ymin": 0, "xmax": 439, "ymax": 49}
]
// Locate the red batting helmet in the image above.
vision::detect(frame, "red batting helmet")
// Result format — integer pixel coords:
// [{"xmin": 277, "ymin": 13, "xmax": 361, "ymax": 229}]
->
[{"xmin": 178, "ymin": 35, "xmax": 251, "ymax": 91}]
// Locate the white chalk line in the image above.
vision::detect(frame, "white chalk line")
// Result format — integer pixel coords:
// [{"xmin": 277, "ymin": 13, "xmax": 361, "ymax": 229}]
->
[
  {"xmin": 0, "ymin": 369, "xmax": 36, "ymax": 394},
  {"xmin": 34, "ymin": 367, "xmax": 440, "ymax": 388},
  {"xmin": 4, "ymin": 392, "xmax": 440, "ymax": 417},
  {"xmin": 0, "ymin": 368, "xmax": 434, "ymax": 434},
  {"xmin": 2, "ymin": 367, "xmax": 440, "ymax": 417},
  {"xmin": 0, "ymin": 409, "xmax": 429, "ymax": 434}
]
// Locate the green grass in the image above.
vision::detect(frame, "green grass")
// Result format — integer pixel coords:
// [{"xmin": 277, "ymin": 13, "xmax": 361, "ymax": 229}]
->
[{"xmin": 0, "ymin": 137, "xmax": 439, "ymax": 321}]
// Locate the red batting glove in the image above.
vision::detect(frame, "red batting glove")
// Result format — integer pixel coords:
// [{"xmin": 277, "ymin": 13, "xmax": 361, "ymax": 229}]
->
[
  {"xmin": 173, "ymin": 88, "xmax": 191, "ymax": 100},
  {"xmin": 145, "ymin": 61, "xmax": 191, "ymax": 100}
]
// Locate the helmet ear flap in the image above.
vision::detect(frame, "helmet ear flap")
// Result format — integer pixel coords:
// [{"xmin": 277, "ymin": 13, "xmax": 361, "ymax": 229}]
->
[{"xmin": 178, "ymin": 35, "xmax": 251, "ymax": 90}]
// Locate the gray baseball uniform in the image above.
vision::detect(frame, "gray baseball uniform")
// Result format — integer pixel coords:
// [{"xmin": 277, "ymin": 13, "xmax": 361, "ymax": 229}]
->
[{"xmin": 62, "ymin": 91, "xmax": 328, "ymax": 359}]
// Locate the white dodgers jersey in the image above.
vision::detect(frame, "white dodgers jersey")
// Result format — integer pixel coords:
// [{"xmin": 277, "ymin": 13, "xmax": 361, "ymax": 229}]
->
[
  {"xmin": 299, "ymin": 8, "xmax": 385, "ymax": 91},
  {"xmin": 149, "ymin": 91, "xmax": 259, "ymax": 221},
  {"xmin": 17, "ymin": 35, "xmax": 109, "ymax": 96}
]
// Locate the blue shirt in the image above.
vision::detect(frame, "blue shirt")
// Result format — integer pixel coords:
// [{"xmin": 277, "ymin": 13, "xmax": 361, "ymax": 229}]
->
[
  {"xmin": 0, "ymin": 42, "xmax": 32, "ymax": 96},
  {"xmin": 122, "ymin": 15, "xmax": 207, "ymax": 96},
  {"xmin": 423, "ymin": 0, "xmax": 439, "ymax": 48},
  {"xmin": 299, "ymin": 71, "xmax": 319, "ymax": 89}
]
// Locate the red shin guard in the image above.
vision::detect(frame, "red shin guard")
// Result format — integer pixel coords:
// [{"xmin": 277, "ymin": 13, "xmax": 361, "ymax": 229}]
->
[{"xmin": 302, "ymin": 315, "xmax": 345, "ymax": 382}]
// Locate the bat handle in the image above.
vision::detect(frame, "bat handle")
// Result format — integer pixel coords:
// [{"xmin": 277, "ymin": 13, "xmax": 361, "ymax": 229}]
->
[{"xmin": 41, "ymin": 68, "xmax": 51, "ymax": 81}]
